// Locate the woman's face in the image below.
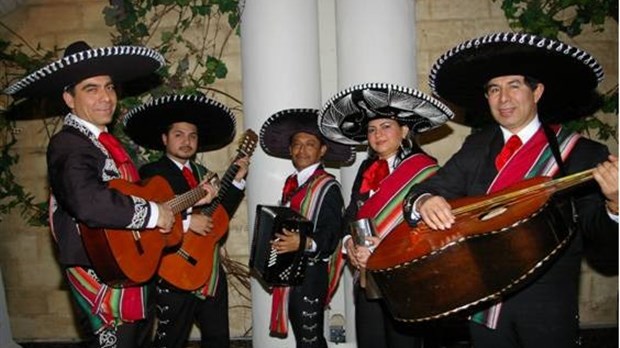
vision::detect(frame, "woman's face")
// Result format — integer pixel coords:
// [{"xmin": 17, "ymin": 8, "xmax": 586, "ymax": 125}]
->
[{"xmin": 367, "ymin": 118, "xmax": 409, "ymax": 159}]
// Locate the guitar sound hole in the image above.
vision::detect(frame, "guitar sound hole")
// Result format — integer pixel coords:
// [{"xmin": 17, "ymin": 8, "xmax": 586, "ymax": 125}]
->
[{"xmin": 479, "ymin": 205, "xmax": 508, "ymax": 221}]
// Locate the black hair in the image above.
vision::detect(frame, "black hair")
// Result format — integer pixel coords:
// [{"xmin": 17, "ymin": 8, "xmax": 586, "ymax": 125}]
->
[{"xmin": 366, "ymin": 118, "xmax": 427, "ymax": 164}]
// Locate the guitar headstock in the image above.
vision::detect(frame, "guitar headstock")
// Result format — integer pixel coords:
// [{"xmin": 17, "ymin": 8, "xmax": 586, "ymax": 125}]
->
[{"xmin": 238, "ymin": 129, "xmax": 258, "ymax": 158}]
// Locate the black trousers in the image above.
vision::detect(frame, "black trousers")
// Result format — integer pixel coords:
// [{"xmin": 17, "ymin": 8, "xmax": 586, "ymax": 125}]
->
[
  {"xmin": 288, "ymin": 261, "xmax": 329, "ymax": 348},
  {"xmin": 354, "ymin": 282, "xmax": 423, "ymax": 348},
  {"xmin": 153, "ymin": 267, "xmax": 230, "ymax": 348},
  {"xmin": 469, "ymin": 275, "xmax": 579, "ymax": 348}
]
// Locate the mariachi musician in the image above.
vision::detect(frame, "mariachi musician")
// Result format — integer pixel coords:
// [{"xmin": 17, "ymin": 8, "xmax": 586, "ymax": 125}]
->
[
  {"xmin": 318, "ymin": 83, "xmax": 454, "ymax": 348},
  {"xmin": 4, "ymin": 41, "xmax": 216, "ymax": 346},
  {"xmin": 124, "ymin": 95, "xmax": 249, "ymax": 348},
  {"xmin": 403, "ymin": 32, "xmax": 618, "ymax": 348},
  {"xmin": 259, "ymin": 109, "xmax": 354, "ymax": 347}
]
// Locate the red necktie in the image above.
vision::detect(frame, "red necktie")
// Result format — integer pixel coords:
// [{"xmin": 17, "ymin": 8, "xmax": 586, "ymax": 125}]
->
[
  {"xmin": 360, "ymin": 159, "xmax": 389, "ymax": 194},
  {"xmin": 98, "ymin": 132, "xmax": 140, "ymax": 182},
  {"xmin": 495, "ymin": 135, "xmax": 522, "ymax": 170},
  {"xmin": 182, "ymin": 166, "xmax": 198, "ymax": 188},
  {"xmin": 281, "ymin": 174, "xmax": 298, "ymax": 203}
]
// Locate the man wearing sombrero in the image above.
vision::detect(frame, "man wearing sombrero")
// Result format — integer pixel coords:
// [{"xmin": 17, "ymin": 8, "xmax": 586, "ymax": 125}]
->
[
  {"xmin": 404, "ymin": 32, "xmax": 618, "ymax": 347},
  {"xmin": 3, "ymin": 41, "xmax": 218, "ymax": 347},
  {"xmin": 319, "ymin": 82, "xmax": 453, "ymax": 348},
  {"xmin": 259, "ymin": 109, "xmax": 354, "ymax": 347},
  {"xmin": 124, "ymin": 94, "xmax": 249, "ymax": 348}
]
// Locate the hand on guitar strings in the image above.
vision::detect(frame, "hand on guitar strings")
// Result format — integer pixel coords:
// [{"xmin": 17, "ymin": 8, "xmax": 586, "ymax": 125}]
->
[
  {"xmin": 189, "ymin": 213, "xmax": 214, "ymax": 236},
  {"xmin": 233, "ymin": 155, "xmax": 251, "ymax": 182},
  {"xmin": 418, "ymin": 194, "xmax": 455, "ymax": 230},
  {"xmin": 593, "ymin": 155, "xmax": 618, "ymax": 214},
  {"xmin": 156, "ymin": 202, "xmax": 174, "ymax": 233},
  {"xmin": 272, "ymin": 228, "xmax": 300, "ymax": 254},
  {"xmin": 195, "ymin": 180, "xmax": 219, "ymax": 206}
]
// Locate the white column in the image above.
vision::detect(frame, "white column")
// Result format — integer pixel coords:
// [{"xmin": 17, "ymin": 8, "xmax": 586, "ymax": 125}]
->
[
  {"xmin": 240, "ymin": 1, "xmax": 321, "ymax": 347},
  {"xmin": 331, "ymin": 0, "xmax": 417, "ymax": 345}
]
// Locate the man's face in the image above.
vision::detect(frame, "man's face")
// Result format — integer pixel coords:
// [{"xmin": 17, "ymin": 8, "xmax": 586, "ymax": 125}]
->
[
  {"xmin": 62, "ymin": 75, "xmax": 117, "ymax": 130},
  {"xmin": 289, "ymin": 132, "xmax": 327, "ymax": 171},
  {"xmin": 162, "ymin": 122, "xmax": 199, "ymax": 163},
  {"xmin": 485, "ymin": 75, "xmax": 544, "ymax": 133}
]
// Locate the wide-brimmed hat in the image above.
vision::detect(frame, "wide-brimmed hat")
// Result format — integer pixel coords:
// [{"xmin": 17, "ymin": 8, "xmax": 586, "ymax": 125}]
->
[
  {"xmin": 3, "ymin": 41, "xmax": 165, "ymax": 99},
  {"xmin": 318, "ymin": 83, "xmax": 454, "ymax": 145},
  {"xmin": 260, "ymin": 108, "xmax": 355, "ymax": 165},
  {"xmin": 124, "ymin": 94, "xmax": 236, "ymax": 152},
  {"xmin": 430, "ymin": 32, "xmax": 604, "ymax": 126}
]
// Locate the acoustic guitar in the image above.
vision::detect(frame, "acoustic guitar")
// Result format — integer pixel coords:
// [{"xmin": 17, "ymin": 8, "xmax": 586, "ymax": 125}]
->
[
  {"xmin": 158, "ymin": 129, "xmax": 258, "ymax": 290},
  {"xmin": 80, "ymin": 172, "xmax": 218, "ymax": 286}
]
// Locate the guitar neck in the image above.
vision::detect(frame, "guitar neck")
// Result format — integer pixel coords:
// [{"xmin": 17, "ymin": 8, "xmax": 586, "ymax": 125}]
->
[
  {"xmin": 452, "ymin": 169, "xmax": 595, "ymax": 216},
  {"xmin": 201, "ymin": 154, "xmax": 242, "ymax": 216},
  {"xmin": 167, "ymin": 185, "xmax": 209, "ymax": 214}
]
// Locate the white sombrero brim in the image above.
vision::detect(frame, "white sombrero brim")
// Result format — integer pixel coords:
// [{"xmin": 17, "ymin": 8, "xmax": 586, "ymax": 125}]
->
[
  {"xmin": 319, "ymin": 83, "xmax": 454, "ymax": 145},
  {"xmin": 4, "ymin": 45, "xmax": 165, "ymax": 99}
]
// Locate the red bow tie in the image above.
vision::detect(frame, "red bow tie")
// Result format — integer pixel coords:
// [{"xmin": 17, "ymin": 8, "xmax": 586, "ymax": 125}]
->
[
  {"xmin": 282, "ymin": 174, "xmax": 298, "ymax": 203},
  {"xmin": 360, "ymin": 159, "xmax": 389, "ymax": 194}
]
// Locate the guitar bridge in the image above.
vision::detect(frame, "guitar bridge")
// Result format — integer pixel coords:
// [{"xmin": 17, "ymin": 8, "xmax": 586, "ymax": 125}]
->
[
  {"xmin": 132, "ymin": 230, "xmax": 144, "ymax": 255},
  {"xmin": 176, "ymin": 248, "xmax": 198, "ymax": 266}
]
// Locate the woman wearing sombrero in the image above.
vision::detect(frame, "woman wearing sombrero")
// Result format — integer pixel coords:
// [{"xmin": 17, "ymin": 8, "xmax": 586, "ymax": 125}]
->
[
  {"xmin": 319, "ymin": 82, "xmax": 454, "ymax": 348},
  {"xmin": 4, "ymin": 41, "xmax": 216, "ymax": 346},
  {"xmin": 124, "ymin": 94, "xmax": 248, "ymax": 348},
  {"xmin": 259, "ymin": 108, "xmax": 354, "ymax": 347},
  {"xmin": 403, "ymin": 32, "xmax": 618, "ymax": 348}
]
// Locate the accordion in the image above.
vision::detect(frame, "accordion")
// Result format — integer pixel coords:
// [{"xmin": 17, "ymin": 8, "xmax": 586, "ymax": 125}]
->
[{"xmin": 250, "ymin": 205, "xmax": 313, "ymax": 286}]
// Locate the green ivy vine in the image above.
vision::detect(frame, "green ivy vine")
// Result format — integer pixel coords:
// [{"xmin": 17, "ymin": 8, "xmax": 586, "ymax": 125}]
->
[{"xmin": 494, "ymin": 0, "xmax": 618, "ymax": 141}]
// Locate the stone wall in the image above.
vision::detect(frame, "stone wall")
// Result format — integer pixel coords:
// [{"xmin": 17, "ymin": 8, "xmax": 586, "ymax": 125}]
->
[{"xmin": 0, "ymin": 0, "xmax": 616, "ymax": 342}]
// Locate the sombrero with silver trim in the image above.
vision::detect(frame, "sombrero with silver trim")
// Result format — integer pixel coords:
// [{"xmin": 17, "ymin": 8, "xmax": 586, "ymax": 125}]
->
[
  {"xmin": 430, "ymin": 32, "xmax": 604, "ymax": 125},
  {"xmin": 260, "ymin": 108, "xmax": 355, "ymax": 165},
  {"xmin": 3, "ymin": 41, "xmax": 165, "ymax": 99},
  {"xmin": 124, "ymin": 94, "xmax": 236, "ymax": 152},
  {"xmin": 318, "ymin": 83, "xmax": 454, "ymax": 145}
]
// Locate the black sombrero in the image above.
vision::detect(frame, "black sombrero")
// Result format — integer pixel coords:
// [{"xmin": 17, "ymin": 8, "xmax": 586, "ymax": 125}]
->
[
  {"xmin": 3, "ymin": 41, "xmax": 165, "ymax": 99},
  {"xmin": 430, "ymin": 32, "xmax": 604, "ymax": 126},
  {"xmin": 124, "ymin": 94, "xmax": 236, "ymax": 152},
  {"xmin": 318, "ymin": 82, "xmax": 454, "ymax": 145},
  {"xmin": 260, "ymin": 108, "xmax": 355, "ymax": 165}
]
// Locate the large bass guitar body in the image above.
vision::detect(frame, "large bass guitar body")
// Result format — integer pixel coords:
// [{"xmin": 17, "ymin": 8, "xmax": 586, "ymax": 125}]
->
[{"xmin": 367, "ymin": 175, "xmax": 581, "ymax": 322}]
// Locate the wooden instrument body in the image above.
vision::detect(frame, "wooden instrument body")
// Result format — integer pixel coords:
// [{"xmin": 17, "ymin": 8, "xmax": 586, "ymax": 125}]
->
[
  {"xmin": 158, "ymin": 206, "xmax": 230, "ymax": 290},
  {"xmin": 80, "ymin": 176, "xmax": 183, "ymax": 286},
  {"xmin": 367, "ymin": 176, "xmax": 576, "ymax": 322},
  {"xmin": 157, "ymin": 129, "xmax": 258, "ymax": 290}
]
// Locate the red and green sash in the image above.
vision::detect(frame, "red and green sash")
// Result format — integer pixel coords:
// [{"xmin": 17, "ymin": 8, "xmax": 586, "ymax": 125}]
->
[
  {"xmin": 193, "ymin": 247, "xmax": 221, "ymax": 299},
  {"xmin": 270, "ymin": 168, "xmax": 340, "ymax": 335},
  {"xmin": 357, "ymin": 154, "xmax": 439, "ymax": 238},
  {"xmin": 59, "ymin": 125, "xmax": 148, "ymax": 332},
  {"xmin": 471, "ymin": 125, "xmax": 580, "ymax": 329}
]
